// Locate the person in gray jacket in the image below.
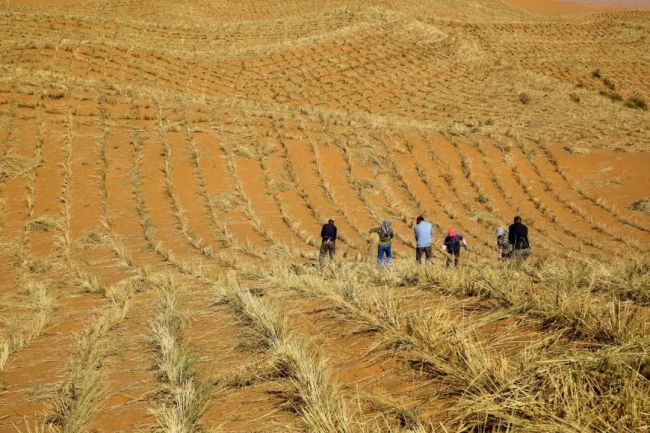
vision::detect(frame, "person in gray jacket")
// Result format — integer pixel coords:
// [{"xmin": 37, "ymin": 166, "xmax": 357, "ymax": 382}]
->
[
  {"xmin": 414, "ymin": 215, "xmax": 433, "ymax": 263},
  {"xmin": 496, "ymin": 226, "xmax": 512, "ymax": 259}
]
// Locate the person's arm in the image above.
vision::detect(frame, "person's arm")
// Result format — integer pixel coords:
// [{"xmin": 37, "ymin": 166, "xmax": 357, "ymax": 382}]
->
[
  {"xmin": 369, "ymin": 227, "xmax": 379, "ymax": 234},
  {"xmin": 441, "ymin": 242, "xmax": 447, "ymax": 252},
  {"xmin": 508, "ymin": 226, "xmax": 515, "ymax": 245},
  {"xmin": 523, "ymin": 226, "xmax": 529, "ymax": 246},
  {"xmin": 462, "ymin": 238, "xmax": 468, "ymax": 249},
  {"xmin": 333, "ymin": 226, "xmax": 337, "ymax": 241},
  {"xmin": 321, "ymin": 225, "xmax": 326, "ymax": 239}
]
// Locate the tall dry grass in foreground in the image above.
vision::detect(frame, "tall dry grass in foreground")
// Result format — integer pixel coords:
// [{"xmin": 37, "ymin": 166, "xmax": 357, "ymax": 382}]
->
[
  {"xmin": 149, "ymin": 274, "xmax": 209, "ymax": 433},
  {"xmin": 48, "ymin": 286, "xmax": 131, "ymax": 433},
  {"xmin": 261, "ymin": 255, "xmax": 649, "ymax": 432},
  {"xmin": 216, "ymin": 271, "xmax": 360, "ymax": 433},
  {"xmin": 0, "ymin": 280, "xmax": 57, "ymax": 370}
]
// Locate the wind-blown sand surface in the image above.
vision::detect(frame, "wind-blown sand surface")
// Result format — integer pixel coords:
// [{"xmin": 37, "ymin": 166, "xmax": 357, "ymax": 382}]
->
[
  {"xmin": 0, "ymin": 1, "xmax": 648, "ymax": 432},
  {"xmin": 508, "ymin": 0, "xmax": 650, "ymax": 14}
]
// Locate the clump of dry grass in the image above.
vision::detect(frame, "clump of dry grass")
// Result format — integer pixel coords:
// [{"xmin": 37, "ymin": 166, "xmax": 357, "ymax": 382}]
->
[
  {"xmin": 518, "ymin": 92, "xmax": 530, "ymax": 105},
  {"xmin": 49, "ymin": 291, "xmax": 130, "ymax": 433},
  {"xmin": 150, "ymin": 274, "xmax": 210, "ymax": 433},
  {"xmin": 451, "ymin": 344, "xmax": 650, "ymax": 432},
  {"xmin": 630, "ymin": 196, "xmax": 650, "ymax": 213},
  {"xmin": 72, "ymin": 264, "xmax": 106, "ymax": 296},
  {"xmin": 276, "ymin": 341, "xmax": 356, "ymax": 433},
  {"xmin": 406, "ymin": 257, "xmax": 650, "ymax": 343},
  {"xmin": 600, "ymin": 90, "xmax": 623, "ymax": 102},
  {"xmin": 210, "ymin": 192, "xmax": 240, "ymax": 212},
  {"xmin": 623, "ymin": 94, "xmax": 647, "ymax": 111},
  {"xmin": 261, "ymin": 256, "xmax": 649, "ymax": 431},
  {"xmin": 0, "ymin": 150, "xmax": 39, "ymax": 179},
  {"xmin": 389, "ymin": 309, "xmax": 512, "ymax": 397},
  {"xmin": 12, "ymin": 418, "xmax": 48, "ymax": 433},
  {"xmin": 182, "ymin": 123, "xmax": 234, "ymax": 249},
  {"xmin": 265, "ymin": 263, "xmax": 396, "ymax": 332},
  {"xmin": 217, "ymin": 271, "xmax": 358, "ymax": 432},
  {"xmin": 76, "ymin": 232, "xmax": 102, "ymax": 249},
  {"xmin": 266, "ymin": 262, "xmax": 511, "ymax": 419},
  {"xmin": 0, "ymin": 280, "xmax": 57, "ymax": 371},
  {"xmin": 28, "ymin": 215, "xmax": 56, "ymax": 232}
]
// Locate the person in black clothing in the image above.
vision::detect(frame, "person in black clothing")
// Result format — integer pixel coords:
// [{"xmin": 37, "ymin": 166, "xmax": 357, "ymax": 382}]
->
[
  {"xmin": 320, "ymin": 218, "xmax": 337, "ymax": 267},
  {"xmin": 441, "ymin": 228, "xmax": 468, "ymax": 267},
  {"xmin": 508, "ymin": 216, "xmax": 531, "ymax": 259}
]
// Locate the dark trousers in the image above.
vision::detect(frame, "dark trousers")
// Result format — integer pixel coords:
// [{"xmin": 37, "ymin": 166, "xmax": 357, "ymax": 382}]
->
[
  {"xmin": 319, "ymin": 240, "xmax": 336, "ymax": 266},
  {"xmin": 446, "ymin": 251, "xmax": 460, "ymax": 267},
  {"xmin": 415, "ymin": 246, "xmax": 432, "ymax": 263}
]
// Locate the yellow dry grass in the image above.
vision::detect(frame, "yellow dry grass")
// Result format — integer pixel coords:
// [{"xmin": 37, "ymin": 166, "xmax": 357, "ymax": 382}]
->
[{"xmin": 0, "ymin": 1, "xmax": 648, "ymax": 432}]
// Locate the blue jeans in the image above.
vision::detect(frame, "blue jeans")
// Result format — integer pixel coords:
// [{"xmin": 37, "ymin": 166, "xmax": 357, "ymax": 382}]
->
[{"xmin": 377, "ymin": 245, "xmax": 392, "ymax": 266}]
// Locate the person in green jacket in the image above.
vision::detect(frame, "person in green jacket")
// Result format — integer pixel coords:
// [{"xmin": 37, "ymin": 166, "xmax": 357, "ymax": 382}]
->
[{"xmin": 369, "ymin": 219, "xmax": 394, "ymax": 266}]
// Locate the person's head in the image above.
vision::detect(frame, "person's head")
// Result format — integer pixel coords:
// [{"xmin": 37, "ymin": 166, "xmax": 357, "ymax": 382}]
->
[
  {"xmin": 416, "ymin": 215, "xmax": 424, "ymax": 224},
  {"xmin": 328, "ymin": 217, "xmax": 335, "ymax": 224},
  {"xmin": 382, "ymin": 219, "xmax": 391, "ymax": 228},
  {"xmin": 447, "ymin": 228, "xmax": 457, "ymax": 237},
  {"xmin": 514, "ymin": 215, "xmax": 522, "ymax": 224},
  {"xmin": 496, "ymin": 226, "xmax": 506, "ymax": 237}
]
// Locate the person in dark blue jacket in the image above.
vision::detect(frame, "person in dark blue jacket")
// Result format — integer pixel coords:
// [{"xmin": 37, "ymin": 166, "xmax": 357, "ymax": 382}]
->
[
  {"xmin": 320, "ymin": 218, "xmax": 337, "ymax": 267},
  {"xmin": 441, "ymin": 228, "xmax": 468, "ymax": 267}
]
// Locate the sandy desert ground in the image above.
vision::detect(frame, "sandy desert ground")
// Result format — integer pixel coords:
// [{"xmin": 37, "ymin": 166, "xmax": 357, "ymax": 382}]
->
[{"xmin": 0, "ymin": 0, "xmax": 649, "ymax": 432}]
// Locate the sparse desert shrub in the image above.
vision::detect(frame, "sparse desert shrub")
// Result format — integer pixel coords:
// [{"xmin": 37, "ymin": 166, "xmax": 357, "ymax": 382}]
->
[
  {"xmin": 600, "ymin": 90, "xmax": 623, "ymax": 102},
  {"xmin": 518, "ymin": 92, "xmax": 530, "ymax": 105},
  {"xmin": 624, "ymin": 94, "xmax": 647, "ymax": 110},
  {"xmin": 233, "ymin": 145, "xmax": 255, "ymax": 159},
  {"xmin": 28, "ymin": 216, "xmax": 56, "ymax": 232},
  {"xmin": 476, "ymin": 193, "xmax": 489, "ymax": 204},
  {"xmin": 603, "ymin": 77, "xmax": 616, "ymax": 90},
  {"xmin": 563, "ymin": 146, "xmax": 590, "ymax": 154},
  {"xmin": 569, "ymin": 93, "xmax": 580, "ymax": 103},
  {"xmin": 270, "ymin": 180, "xmax": 292, "ymax": 192},
  {"xmin": 591, "ymin": 69, "xmax": 602, "ymax": 79},
  {"xmin": 76, "ymin": 232, "xmax": 102, "ymax": 249},
  {"xmin": 494, "ymin": 140, "xmax": 512, "ymax": 152},
  {"xmin": 29, "ymin": 258, "xmax": 52, "ymax": 274},
  {"xmin": 630, "ymin": 196, "xmax": 650, "ymax": 213}
]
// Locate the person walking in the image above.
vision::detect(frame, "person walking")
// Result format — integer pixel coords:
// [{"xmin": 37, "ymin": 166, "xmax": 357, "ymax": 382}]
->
[
  {"xmin": 508, "ymin": 216, "xmax": 531, "ymax": 259},
  {"xmin": 319, "ymin": 217, "xmax": 337, "ymax": 267},
  {"xmin": 441, "ymin": 228, "xmax": 468, "ymax": 267},
  {"xmin": 496, "ymin": 226, "xmax": 512, "ymax": 259},
  {"xmin": 414, "ymin": 215, "xmax": 433, "ymax": 263},
  {"xmin": 369, "ymin": 219, "xmax": 394, "ymax": 267}
]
